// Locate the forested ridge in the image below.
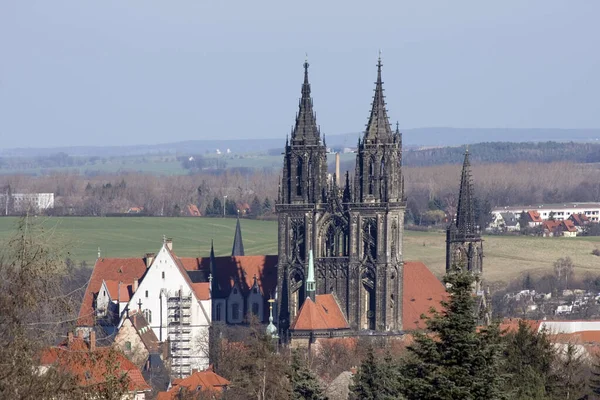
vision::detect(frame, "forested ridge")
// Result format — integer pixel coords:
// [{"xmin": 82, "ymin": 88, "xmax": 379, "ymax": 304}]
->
[{"xmin": 404, "ymin": 141, "xmax": 600, "ymax": 167}]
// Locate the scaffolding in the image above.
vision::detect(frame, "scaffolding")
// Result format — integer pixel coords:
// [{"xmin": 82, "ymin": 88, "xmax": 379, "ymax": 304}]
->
[{"xmin": 167, "ymin": 289, "xmax": 193, "ymax": 378}]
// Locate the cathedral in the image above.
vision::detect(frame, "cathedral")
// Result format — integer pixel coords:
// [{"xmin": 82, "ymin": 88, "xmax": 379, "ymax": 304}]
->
[{"xmin": 276, "ymin": 57, "xmax": 406, "ymax": 336}]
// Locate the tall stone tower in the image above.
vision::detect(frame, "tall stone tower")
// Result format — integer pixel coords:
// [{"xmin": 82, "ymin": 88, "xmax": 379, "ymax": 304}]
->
[
  {"xmin": 277, "ymin": 57, "xmax": 406, "ymax": 337},
  {"xmin": 446, "ymin": 150, "xmax": 490, "ymax": 323},
  {"xmin": 276, "ymin": 60, "xmax": 328, "ymax": 336},
  {"xmin": 446, "ymin": 149, "xmax": 483, "ymax": 284}
]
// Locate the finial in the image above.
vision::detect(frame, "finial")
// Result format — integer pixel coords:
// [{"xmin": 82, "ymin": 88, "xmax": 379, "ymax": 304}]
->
[
  {"xmin": 465, "ymin": 144, "xmax": 469, "ymax": 154},
  {"xmin": 163, "ymin": 234, "xmax": 167, "ymax": 244},
  {"xmin": 378, "ymin": 49, "xmax": 382, "ymax": 61},
  {"xmin": 305, "ymin": 52, "xmax": 308, "ymax": 64},
  {"xmin": 396, "ymin": 121, "xmax": 400, "ymax": 132},
  {"xmin": 97, "ymin": 247, "xmax": 101, "ymax": 259}
]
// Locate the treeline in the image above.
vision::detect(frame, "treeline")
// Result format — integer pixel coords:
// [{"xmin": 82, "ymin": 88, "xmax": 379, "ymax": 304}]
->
[
  {"xmin": 405, "ymin": 141, "xmax": 600, "ymax": 167},
  {"xmin": 2, "ymin": 161, "xmax": 600, "ymax": 221}
]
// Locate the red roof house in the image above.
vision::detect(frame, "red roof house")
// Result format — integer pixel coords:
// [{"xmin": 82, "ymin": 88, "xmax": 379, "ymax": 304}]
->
[
  {"xmin": 40, "ymin": 331, "xmax": 151, "ymax": 396},
  {"xmin": 156, "ymin": 366, "xmax": 230, "ymax": 399}
]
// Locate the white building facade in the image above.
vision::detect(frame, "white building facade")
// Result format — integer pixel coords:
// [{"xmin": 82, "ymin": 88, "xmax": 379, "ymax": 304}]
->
[{"xmin": 121, "ymin": 241, "xmax": 211, "ymax": 378}]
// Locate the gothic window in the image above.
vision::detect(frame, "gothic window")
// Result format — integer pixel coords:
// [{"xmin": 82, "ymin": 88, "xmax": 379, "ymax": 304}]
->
[
  {"xmin": 361, "ymin": 269, "xmax": 376, "ymax": 330},
  {"xmin": 368, "ymin": 159, "xmax": 374, "ymax": 195},
  {"xmin": 216, "ymin": 303, "xmax": 222, "ymax": 321},
  {"xmin": 322, "ymin": 219, "xmax": 349, "ymax": 257},
  {"xmin": 291, "ymin": 218, "xmax": 305, "ymax": 262},
  {"xmin": 232, "ymin": 303, "xmax": 240, "ymax": 321},
  {"xmin": 296, "ymin": 157, "xmax": 303, "ymax": 196},
  {"xmin": 362, "ymin": 218, "xmax": 377, "ymax": 260}
]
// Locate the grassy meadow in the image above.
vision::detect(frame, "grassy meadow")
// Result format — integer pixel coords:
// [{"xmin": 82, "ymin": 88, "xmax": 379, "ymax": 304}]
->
[{"xmin": 1, "ymin": 216, "xmax": 599, "ymax": 285}]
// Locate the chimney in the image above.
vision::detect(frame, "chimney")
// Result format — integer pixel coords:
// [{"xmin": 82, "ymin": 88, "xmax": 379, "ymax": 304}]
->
[
  {"xmin": 133, "ymin": 279, "xmax": 139, "ymax": 293},
  {"xmin": 144, "ymin": 253, "xmax": 155, "ymax": 268},
  {"xmin": 166, "ymin": 238, "xmax": 173, "ymax": 251},
  {"xmin": 89, "ymin": 331, "xmax": 96, "ymax": 352},
  {"xmin": 335, "ymin": 153, "xmax": 340, "ymax": 186}
]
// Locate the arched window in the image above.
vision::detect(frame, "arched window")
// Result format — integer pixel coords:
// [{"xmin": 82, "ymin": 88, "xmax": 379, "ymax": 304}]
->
[
  {"xmin": 232, "ymin": 303, "xmax": 240, "ymax": 321},
  {"xmin": 144, "ymin": 309, "xmax": 152, "ymax": 324},
  {"xmin": 216, "ymin": 303, "xmax": 222, "ymax": 321}
]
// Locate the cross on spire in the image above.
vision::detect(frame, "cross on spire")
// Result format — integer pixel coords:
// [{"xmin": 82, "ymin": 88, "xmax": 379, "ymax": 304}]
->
[{"xmin": 364, "ymin": 54, "xmax": 393, "ymax": 142}]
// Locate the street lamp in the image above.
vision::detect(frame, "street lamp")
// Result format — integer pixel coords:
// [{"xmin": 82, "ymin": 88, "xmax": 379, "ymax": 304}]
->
[{"xmin": 223, "ymin": 195, "xmax": 227, "ymax": 217}]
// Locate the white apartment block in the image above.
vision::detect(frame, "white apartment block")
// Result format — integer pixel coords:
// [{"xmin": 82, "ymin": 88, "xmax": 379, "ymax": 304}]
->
[
  {"xmin": 0, "ymin": 193, "xmax": 54, "ymax": 213},
  {"xmin": 492, "ymin": 202, "xmax": 600, "ymax": 223}
]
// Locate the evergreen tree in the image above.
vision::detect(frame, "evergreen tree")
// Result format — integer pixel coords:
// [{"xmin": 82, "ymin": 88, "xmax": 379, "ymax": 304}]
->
[
  {"xmin": 589, "ymin": 348, "xmax": 600, "ymax": 396},
  {"xmin": 553, "ymin": 343, "xmax": 587, "ymax": 400},
  {"xmin": 502, "ymin": 320, "xmax": 557, "ymax": 399},
  {"xmin": 398, "ymin": 264, "xmax": 508, "ymax": 400},
  {"xmin": 250, "ymin": 195, "xmax": 263, "ymax": 218},
  {"xmin": 290, "ymin": 350, "xmax": 327, "ymax": 400},
  {"xmin": 263, "ymin": 197, "xmax": 272, "ymax": 214},
  {"xmin": 350, "ymin": 346, "xmax": 402, "ymax": 400}
]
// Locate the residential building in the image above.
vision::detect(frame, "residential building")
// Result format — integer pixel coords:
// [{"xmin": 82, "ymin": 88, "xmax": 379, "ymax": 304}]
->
[
  {"xmin": 492, "ymin": 202, "xmax": 600, "ymax": 223},
  {"xmin": 542, "ymin": 220, "xmax": 578, "ymax": 237}
]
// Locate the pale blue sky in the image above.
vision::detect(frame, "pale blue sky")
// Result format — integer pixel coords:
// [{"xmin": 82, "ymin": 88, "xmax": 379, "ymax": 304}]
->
[{"xmin": 1, "ymin": 1, "xmax": 599, "ymax": 148}]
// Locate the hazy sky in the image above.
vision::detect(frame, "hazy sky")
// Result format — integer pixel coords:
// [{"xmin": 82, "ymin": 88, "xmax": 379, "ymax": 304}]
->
[{"xmin": 1, "ymin": 1, "xmax": 599, "ymax": 148}]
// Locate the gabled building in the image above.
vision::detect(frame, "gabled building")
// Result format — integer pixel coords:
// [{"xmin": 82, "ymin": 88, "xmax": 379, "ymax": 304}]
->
[{"xmin": 122, "ymin": 239, "xmax": 212, "ymax": 378}]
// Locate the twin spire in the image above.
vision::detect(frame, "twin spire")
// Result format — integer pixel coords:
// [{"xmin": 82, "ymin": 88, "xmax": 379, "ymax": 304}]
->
[{"xmin": 291, "ymin": 54, "xmax": 394, "ymax": 145}]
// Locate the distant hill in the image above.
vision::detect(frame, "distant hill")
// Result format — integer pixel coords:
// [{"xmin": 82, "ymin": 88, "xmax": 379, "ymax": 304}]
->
[{"xmin": 2, "ymin": 128, "xmax": 599, "ymax": 158}]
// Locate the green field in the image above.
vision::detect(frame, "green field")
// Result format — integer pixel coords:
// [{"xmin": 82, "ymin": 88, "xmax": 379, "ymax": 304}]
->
[{"xmin": 1, "ymin": 217, "xmax": 600, "ymax": 285}]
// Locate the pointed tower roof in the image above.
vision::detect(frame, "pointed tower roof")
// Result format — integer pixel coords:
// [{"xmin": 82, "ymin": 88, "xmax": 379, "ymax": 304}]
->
[
  {"xmin": 231, "ymin": 216, "xmax": 245, "ymax": 256},
  {"xmin": 364, "ymin": 54, "xmax": 393, "ymax": 142},
  {"xmin": 455, "ymin": 148, "xmax": 476, "ymax": 237},
  {"xmin": 291, "ymin": 58, "xmax": 320, "ymax": 145}
]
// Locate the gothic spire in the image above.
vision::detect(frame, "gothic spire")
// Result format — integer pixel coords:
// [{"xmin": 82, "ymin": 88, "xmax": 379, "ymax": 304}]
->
[
  {"xmin": 306, "ymin": 249, "xmax": 315, "ymax": 301},
  {"xmin": 455, "ymin": 148, "xmax": 476, "ymax": 237},
  {"xmin": 364, "ymin": 54, "xmax": 393, "ymax": 142},
  {"xmin": 231, "ymin": 215, "xmax": 245, "ymax": 256},
  {"xmin": 291, "ymin": 59, "xmax": 320, "ymax": 145}
]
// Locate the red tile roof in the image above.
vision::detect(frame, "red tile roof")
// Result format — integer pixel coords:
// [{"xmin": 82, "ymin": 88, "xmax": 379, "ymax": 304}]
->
[
  {"xmin": 563, "ymin": 220, "xmax": 578, "ymax": 233},
  {"xmin": 570, "ymin": 213, "xmax": 589, "ymax": 226},
  {"xmin": 191, "ymin": 282, "xmax": 210, "ymax": 301},
  {"xmin": 527, "ymin": 210, "xmax": 543, "ymax": 223},
  {"xmin": 104, "ymin": 280, "xmax": 132, "ymax": 302},
  {"xmin": 127, "ymin": 311, "xmax": 160, "ymax": 353},
  {"xmin": 156, "ymin": 367, "xmax": 230, "ymax": 399},
  {"xmin": 402, "ymin": 261, "xmax": 447, "ymax": 331},
  {"xmin": 291, "ymin": 294, "xmax": 350, "ymax": 331},
  {"xmin": 40, "ymin": 344, "xmax": 150, "ymax": 392},
  {"xmin": 78, "ymin": 258, "xmax": 147, "ymax": 326},
  {"xmin": 498, "ymin": 318, "xmax": 542, "ymax": 334}
]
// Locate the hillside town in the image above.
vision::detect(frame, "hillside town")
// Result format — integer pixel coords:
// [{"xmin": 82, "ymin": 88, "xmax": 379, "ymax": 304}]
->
[{"xmin": 4, "ymin": 3, "xmax": 600, "ymax": 400}]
